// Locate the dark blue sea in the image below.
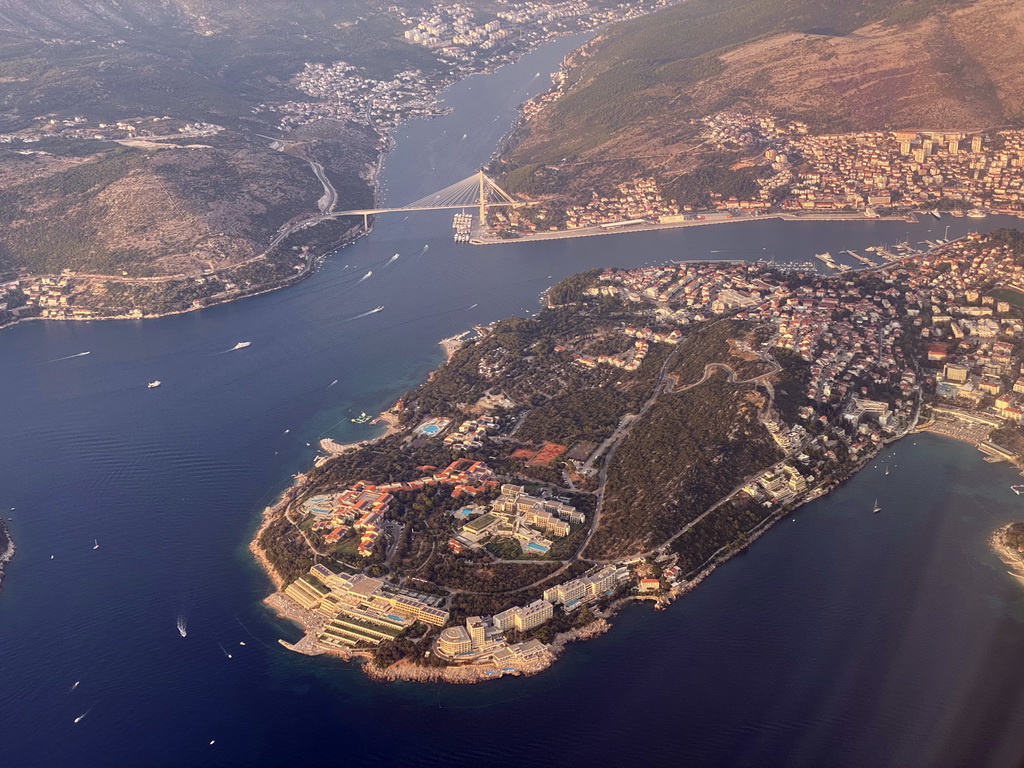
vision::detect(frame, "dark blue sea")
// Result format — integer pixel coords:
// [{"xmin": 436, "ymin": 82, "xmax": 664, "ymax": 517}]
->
[{"xmin": 2, "ymin": 35, "xmax": 1024, "ymax": 768}]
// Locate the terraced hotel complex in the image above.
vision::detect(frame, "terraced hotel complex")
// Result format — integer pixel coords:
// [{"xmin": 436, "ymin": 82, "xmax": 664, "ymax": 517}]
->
[{"xmin": 256, "ymin": 228, "xmax": 1024, "ymax": 682}]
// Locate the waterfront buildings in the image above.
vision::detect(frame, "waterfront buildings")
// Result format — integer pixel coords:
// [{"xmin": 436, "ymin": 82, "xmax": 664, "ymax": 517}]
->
[
  {"xmin": 543, "ymin": 565, "xmax": 630, "ymax": 609},
  {"xmin": 284, "ymin": 565, "xmax": 449, "ymax": 647}
]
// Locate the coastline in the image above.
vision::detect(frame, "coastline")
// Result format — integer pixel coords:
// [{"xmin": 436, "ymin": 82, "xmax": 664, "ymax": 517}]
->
[
  {"xmin": 0, "ymin": 225, "xmax": 370, "ymax": 333},
  {"xmin": 250, "ymin": 479, "xmax": 307, "ymax": 593},
  {"xmin": 0, "ymin": 518, "xmax": 14, "ymax": 593},
  {"xmin": 439, "ymin": 331, "xmax": 472, "ymax": 363},
  {"xmin": 472, "ymin": 210, "xmax": 925, "ymax": 247},
  {"xmin": 990, "ymin": 524, "xmax": 1024, "ymax": 589},
  {"xmin": 0, "ymin": 28, "xmax": 596, "ymax": 335},
  {"xmin": 248, "ymin": 306, "xmax": 923, "ymax": 686},
  {"xmin": 319, "ymin": 411, "xmax": 402, "ymax": 456}
]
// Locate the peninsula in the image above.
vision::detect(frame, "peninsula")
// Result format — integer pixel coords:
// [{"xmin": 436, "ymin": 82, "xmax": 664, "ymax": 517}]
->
[{"xmin": 255, "ymin": 228, "xmax": 1024, "ymax": 683}]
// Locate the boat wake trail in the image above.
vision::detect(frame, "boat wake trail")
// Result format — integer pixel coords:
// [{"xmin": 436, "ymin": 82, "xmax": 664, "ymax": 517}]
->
[
  {"xmin": 416, "ymin": 244, "xmax": 429, "ymax": 261},
  {"xmin": 344, "ymin": 306, "xmax": 384, "ymax": 322},
  {"xmin": 73, "ymin": 705, "xmax": 94, "ymax": 724},
  {"xmin": 385, "ymin": 253, "xmax": 400, "ymax": 266},
  {"xmin": 355, "ymin": 270, "xmax": 373, "ymax": 284},
  {"xmin": 216, "ymin": 341, "xmax": 251, "ymax": 355},
  {"xmin": 47, "ymin": 351, "xmax": 91, "ymax": 363}
]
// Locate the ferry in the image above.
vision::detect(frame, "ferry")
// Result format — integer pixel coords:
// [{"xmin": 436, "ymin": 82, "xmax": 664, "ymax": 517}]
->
[
  {"xmin": 148, "ymin": 380, "xmax": 161, "ymax": 388},
  {"xmin": 1011, "ymin": 484, "xmax": 1024, "ymax": 495},
  {"xmin": 967, "ymin": 209, "xmax": 988, "ymax": 218}
]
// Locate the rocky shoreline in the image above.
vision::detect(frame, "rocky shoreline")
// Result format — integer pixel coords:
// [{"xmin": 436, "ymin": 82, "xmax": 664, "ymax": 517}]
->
[
  {"xmin": 250, "ymin": 477, "xmax": 309, "ymax": 593},
  {"xmin": 0, "ymin": 518, "xmax": 14, "ymax": 593},
  {"xmin": 249, "ymin": 385, "xmax": 911, "ymax": 685},
  {"xmin": 0, "ymin": 224, "xmax": 369, "ymax": 334},
  {"xmin": 990, "ymin": 523, "xmax": 1024, "ymax": 589}
]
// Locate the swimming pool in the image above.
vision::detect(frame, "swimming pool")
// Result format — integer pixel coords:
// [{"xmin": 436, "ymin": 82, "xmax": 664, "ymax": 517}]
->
[{"xmin": 420, "ymin": 424, "xmax": 441, "ymax": 435}]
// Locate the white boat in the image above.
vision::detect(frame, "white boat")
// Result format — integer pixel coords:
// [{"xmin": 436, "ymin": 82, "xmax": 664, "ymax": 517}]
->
[
  {"xmin": 177, "ymin": 617, "xmax": 187, "ymax": 638},
  {"xmin": 231, "ymin": 341, "xmax": 251, "ymax": 350},
  {"xmin": 148, "ymin": 381, "xmax": 161, "ymax": 388},
  {"xmin": 872, "ymin": 497, "xmax": 882, "ymax": 514},
  {"xmin": 92, "ymin": 539, "xmax": 99, "ymax": 550},
  {"xmin": 371, "ymin": 306, "xmax": 384, "ymax": 313},
  {"xmin": 967, "ymin": 209, "xmax": 988, "ymax": 218}
]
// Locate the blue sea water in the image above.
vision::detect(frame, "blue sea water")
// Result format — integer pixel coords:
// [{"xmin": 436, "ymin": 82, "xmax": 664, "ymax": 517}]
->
[{"xmin": 2, "ymin": 35, "xmax": 1024, "ymax": 768}]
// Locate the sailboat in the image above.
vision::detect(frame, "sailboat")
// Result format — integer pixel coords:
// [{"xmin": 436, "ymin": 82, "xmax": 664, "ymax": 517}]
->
[{"xmin": 872, "ymin": 497, "xmax": 882, "ymax": 514}]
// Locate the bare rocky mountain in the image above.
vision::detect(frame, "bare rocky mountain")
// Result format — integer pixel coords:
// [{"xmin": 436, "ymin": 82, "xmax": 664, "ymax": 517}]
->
[
  {"xmin": 498, "ymin": 0, "xmax": 1024, "ymax": 201},
  {"xmin": 0, "ymin": 0, "xmax": 409, "ymax": 321}
]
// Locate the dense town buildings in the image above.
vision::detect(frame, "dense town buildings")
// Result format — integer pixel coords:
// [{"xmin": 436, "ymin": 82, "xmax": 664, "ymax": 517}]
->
[
  {"xmin": 701, "ymin": 113, "xmax": 1024, "ymax": 215},
  {"xmin": 268, "ymin": 226, "xmax": 1024, "ymax": 681},
  {"xmin": 265, "ymin": 0, "xmax": 676, "ymax": 135}
]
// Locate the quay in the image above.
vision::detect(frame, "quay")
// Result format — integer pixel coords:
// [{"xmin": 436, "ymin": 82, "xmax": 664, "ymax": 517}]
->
[{"xmin": 470, "ymin": 210, "xmax": 911, "ymax": 246}]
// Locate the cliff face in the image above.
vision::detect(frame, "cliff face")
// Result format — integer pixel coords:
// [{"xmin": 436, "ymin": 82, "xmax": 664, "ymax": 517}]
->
[{"xmin": 502, "ymin": 0, "xmax": 1024, "ymax": 180}]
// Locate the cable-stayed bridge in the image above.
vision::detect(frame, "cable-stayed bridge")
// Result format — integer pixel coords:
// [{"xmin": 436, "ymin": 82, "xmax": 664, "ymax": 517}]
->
[{"xmin": 330, "ymin": 170, "xmax": 523, "ymax": 228}]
